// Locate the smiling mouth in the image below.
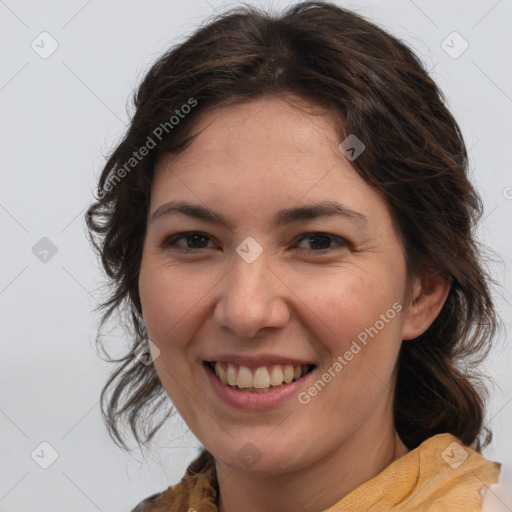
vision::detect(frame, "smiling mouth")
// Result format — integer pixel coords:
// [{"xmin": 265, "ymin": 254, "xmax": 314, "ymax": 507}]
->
[{"xmin": 205, "ymin": 361, "xmax": 316, "ymax": 393}]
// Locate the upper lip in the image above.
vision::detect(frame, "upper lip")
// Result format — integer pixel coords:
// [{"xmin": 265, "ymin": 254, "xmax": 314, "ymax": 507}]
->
[{"xmin": 204, "ymin": 354, "xmax": 316, "ymax": 368}]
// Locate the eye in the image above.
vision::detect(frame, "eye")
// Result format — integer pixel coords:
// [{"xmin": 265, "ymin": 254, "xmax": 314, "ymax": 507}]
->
[
  {"xmin": 162, "ymin": 231, "xmax": 216, "ymax": 251},
  {"xmin": 295, "ymin": 233, "xmax": 347, "ymax": 252},
  {"xmin": 161, "ymin": 231, "xmax": 348, "ymax": 253}
]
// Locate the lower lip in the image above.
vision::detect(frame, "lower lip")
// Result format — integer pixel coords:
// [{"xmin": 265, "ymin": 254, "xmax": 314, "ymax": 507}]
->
[{"xmin": 204, "ymin": 364, "xmax": 314, "ymax": 411}]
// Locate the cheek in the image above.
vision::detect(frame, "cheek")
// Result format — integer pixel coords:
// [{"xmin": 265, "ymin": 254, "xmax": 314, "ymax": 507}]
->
[
  {"xmin": 138, "ymin": 261, "xmax": 223, "ymax": 368},
  {"xmin": 138, "ymin": 263, "xmax": 192, "ymax": 351},
  {"xmin": 295, "ymin": 267, "xmax": 404, "ymax": 394},
  {"xmin": 138, "ymin": 264, "xmax": 205, "ymax": 414},
  {"xmin": 297, "ymin": 267, "xmax": 401, "ymax": 341}
]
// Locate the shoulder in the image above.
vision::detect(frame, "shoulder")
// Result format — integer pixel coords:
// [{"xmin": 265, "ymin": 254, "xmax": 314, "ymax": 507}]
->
[{"xmin": 129, "ymin": 449, "xmax": 217, "ymax": 511}]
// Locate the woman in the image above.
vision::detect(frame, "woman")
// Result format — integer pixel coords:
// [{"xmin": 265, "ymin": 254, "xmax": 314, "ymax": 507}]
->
[{"xmin": 85, "ymin": 2, "xmax": 504, "ymax": 510}]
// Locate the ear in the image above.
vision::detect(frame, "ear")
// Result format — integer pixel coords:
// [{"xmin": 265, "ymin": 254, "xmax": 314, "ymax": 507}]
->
[{"xmin": 401, "ymin": 269, "xmax": 451, "ymax": 341}]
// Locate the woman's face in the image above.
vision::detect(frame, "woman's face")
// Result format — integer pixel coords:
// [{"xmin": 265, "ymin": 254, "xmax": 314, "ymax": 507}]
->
[{"xmin": 139, "ymin": 95, "xmax": 417, "ymax": 474}]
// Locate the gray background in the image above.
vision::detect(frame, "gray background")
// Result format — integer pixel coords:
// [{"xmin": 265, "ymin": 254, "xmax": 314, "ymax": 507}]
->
[{"xmin": 1, "ymin": 0, "xmax": 511, "ymax": 511}]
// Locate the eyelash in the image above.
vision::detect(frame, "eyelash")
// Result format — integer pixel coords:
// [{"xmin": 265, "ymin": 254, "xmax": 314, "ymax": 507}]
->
[{"xmin": 161, "ymin": 231, "xmax": 349, "ymax": 254}]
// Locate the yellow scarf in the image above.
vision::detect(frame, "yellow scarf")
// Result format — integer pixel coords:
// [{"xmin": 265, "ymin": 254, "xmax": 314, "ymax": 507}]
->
[{"xmin": 132, "ymin": 433, "xmax": 500, "ymax": 512}]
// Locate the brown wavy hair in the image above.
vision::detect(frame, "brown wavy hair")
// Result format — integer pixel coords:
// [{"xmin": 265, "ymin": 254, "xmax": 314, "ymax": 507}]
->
[{"xmin": 85, "ymin": 1, "xmax": 500, "ymax": 453}]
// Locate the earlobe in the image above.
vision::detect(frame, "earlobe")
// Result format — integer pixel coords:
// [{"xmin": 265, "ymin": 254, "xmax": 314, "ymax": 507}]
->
[{"xmin": 401, "ymin": 270, "xmax": 451, "ymax": 341}]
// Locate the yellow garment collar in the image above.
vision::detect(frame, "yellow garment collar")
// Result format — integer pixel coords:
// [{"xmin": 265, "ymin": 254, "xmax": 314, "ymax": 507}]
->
[
  {"xmin": 133, "ymin": 433, "xmax": 500, "ymax": 512},
  {"xmin": 323, "ymin": 433, "xmax": 500, "ymax": 511}
]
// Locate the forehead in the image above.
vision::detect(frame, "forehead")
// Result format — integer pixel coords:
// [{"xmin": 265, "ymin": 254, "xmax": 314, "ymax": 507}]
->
[
  {"xmin": 156, "ymin": 97, "xmax": 342, "ymax": 182},
  {"xmin": 158, "ymin": 96, "xmax": 339, "ymax": 170},
  {"xmin": 150, "ymin": 95, "xmax": 393, "ymax": 233}
]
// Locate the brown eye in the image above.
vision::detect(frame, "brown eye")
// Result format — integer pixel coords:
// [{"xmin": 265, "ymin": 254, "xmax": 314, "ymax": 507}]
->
[
  {"xmin": 295, "ymin": 233, "xmax": 347, "ymax": 252},
  {"xmin": 160, "ymin": 231, "xmax": 348, "ymax": 254},
  {"xmin": 162, "ymin": 232, "xmax": 215, "ymax": 251}
]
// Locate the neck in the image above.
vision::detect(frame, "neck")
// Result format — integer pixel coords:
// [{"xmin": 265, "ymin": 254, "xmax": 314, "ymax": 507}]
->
[{"xmin": 216, "ymin": 404, "xmax": 409, "ymax": 512}]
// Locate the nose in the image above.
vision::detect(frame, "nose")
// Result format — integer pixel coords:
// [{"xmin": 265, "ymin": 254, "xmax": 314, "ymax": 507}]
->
[{"xmin": 213, "ymin": 247, "xmax": 291, "ymax": 339}]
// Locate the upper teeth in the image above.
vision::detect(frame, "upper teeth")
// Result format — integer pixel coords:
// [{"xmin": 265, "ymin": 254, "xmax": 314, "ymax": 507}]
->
[{"xmin": 214, "ymin": 362, "xmax": 308, "ymax": 389}]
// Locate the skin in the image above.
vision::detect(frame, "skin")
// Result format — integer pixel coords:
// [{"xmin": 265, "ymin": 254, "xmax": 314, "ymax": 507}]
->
[{"xmin": 138, "ymin": 95, "xmax": 450, "ymax": 512}]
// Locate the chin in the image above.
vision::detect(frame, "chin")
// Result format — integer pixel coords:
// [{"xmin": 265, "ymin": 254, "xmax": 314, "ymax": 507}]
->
[{"xmin": 206, "ymin": 434, "xmax": 312, "ymax": 475}]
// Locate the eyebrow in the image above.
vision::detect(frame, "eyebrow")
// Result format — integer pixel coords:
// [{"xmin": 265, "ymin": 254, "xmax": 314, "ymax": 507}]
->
[
  {"xmin": 150, "ymin": 200, "xmax": 368, "ymax": 230},
  {"xmin": 150, "ymin": 200, "xmax": 368, "ymax": 231}
]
